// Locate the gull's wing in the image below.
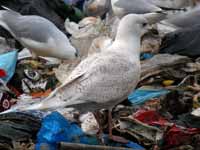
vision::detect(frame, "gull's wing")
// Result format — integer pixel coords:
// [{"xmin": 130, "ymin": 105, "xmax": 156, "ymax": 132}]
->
[
  {"xmin": 148, "ymin": 0, "xmax": 190, "ymax": 9},
  {"xmin": 160, "ymin": 25, "xmax": 200, "ymax": 57},
  {"xmin": 44, "ymin": 51, "xmax": 140, "ymax": 109},
  {"xmin": 164, "ymin": 6, "xmax": 200, "ymax": 28},
  {"xmin": 113, "ymin": 0, "xmax": 161, "ymax": 14},
  {"xmin": 0, "ymin": 10, "xmax": 55, "ymax": 43},
  {"xmin": 45, "ymin": 53, "xmax": 104, "ymax": 100}
]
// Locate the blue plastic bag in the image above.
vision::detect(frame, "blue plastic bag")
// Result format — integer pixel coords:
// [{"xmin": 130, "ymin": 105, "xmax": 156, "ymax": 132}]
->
[
  {"xmin": 36, "ymin": 112, "xmax": 98, "ymax": 150},
  {"xmin": 0, "ymin": 50, "xmax": 18, "ymax": 83},
  {"xmin": 128, "ymin": 86, "xmax": 170, "ymax": 105},
  {"xmin": 36, "ymin": 112, "xmax": 145, "ymax": 150},
  {"xmin": 140, "ymin": 53, "xmax": 154, "ymax": 60}
]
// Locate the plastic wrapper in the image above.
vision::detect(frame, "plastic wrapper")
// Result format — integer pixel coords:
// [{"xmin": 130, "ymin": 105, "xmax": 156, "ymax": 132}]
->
[{"xmin": 8, "ymin": 58, "xmax": 59, "ymax": 97}]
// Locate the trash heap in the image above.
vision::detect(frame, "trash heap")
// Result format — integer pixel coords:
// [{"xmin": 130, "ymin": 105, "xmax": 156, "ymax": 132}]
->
[{"xmin": 0, "ymin": 0, "xmax": 200, "ymax": 150}]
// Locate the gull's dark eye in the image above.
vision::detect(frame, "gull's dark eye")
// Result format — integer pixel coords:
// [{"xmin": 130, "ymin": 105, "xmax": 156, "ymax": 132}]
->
[{"xmin": 142, "ymin": 23, "xmax": 147, "ymax": 27}]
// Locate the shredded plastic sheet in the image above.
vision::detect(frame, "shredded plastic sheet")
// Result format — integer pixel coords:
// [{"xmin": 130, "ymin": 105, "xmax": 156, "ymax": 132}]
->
[{"xmin": 132, "ymin": 109, "xmax": 200, "ymax": 149}]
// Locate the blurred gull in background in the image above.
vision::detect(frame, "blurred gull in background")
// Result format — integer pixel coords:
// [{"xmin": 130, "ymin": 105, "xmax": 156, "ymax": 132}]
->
[
  {"xmin": 0, "ymin": 8, "xmax": 78, "ymax": 60},
  {"xmin": 111, "ymin": 0, "xmax": 163, "ymax": 18},
  {"xmin": 162, "ymin": 6, "xmax": 200, "ymax": 29}
]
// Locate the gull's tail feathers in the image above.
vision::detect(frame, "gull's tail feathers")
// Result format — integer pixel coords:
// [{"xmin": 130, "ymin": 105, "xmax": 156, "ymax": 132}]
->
[{"xmin": 1, "ymin": 5, "xmax": 20, "ymax": 14}]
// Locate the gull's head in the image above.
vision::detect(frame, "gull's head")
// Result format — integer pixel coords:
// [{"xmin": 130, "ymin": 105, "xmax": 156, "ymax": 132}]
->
[
  {"xmin": 117, "ymin": 13, "xmax": 166, "ymax": 38},
  {"xmin": 59, "ymin": 46, "xmax": 79, "ymax": 60},
  {"xmin": 83, "ymin": 0, "xmax": 110, "ymax": 16},
  {"xmin": 58, "ymin": 43, "xmax": 79, "ymax": 60},
  {"xmin": 117, "ymin": 14, "xmax": 149, "ymax": 39}
]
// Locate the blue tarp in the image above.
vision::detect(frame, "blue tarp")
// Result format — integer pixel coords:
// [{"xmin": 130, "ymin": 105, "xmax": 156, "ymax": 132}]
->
[{"xmin": 128, "ymin": 87, "xmax": 170, "ymax": 105}]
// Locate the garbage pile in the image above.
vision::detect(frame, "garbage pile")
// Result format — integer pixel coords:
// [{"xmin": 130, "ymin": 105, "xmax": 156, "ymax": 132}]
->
[{"xmin": 0, "ymin": 0, "xmax": 200, "ymax": 150}]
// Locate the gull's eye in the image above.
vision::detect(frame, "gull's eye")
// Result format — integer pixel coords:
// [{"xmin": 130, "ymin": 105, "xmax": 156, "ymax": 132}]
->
[{"xmin": 142, "ymin": 23, "xmax": 147, "ymax": 27}]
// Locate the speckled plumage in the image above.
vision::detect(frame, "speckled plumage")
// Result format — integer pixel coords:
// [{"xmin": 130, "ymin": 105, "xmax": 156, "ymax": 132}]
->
[{"xmin": 44, "ymin": 50, "xmax": 140, "ymax": 112}]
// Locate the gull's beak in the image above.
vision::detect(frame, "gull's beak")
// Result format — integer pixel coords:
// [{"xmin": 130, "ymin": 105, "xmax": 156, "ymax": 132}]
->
[
  {"xmin": 74, "ymin": 48, "xmax": 80, "ymax": 58},
  {"xmin": 75, "ymin": 49, "xmax": 79, "ymax": 57},
  {"xmin": 143, "ymin": 12, "xmax": 167, "ymax": 24}
]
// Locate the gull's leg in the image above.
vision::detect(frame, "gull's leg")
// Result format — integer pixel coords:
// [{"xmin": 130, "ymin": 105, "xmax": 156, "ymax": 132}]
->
[
  {"xmin": 108, "ymin": 108, "xmax": 128, "ymax": 144},
  {"xmin": 108, "ymin": 109, "xmax": 113, "ymax": 138},
  {"xmin": 94, "ymin": 111, "xmax": 103, "ymax": 135},
  {"xmin": 94, "ymin": 111, "xmax": 104, "ymax": 144},
  {"xmin": 94, "ymin": 109, "xmax": 128, "ymax": 144}
]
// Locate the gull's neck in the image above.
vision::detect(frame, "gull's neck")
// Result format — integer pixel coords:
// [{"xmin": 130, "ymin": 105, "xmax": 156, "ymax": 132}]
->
[{"xmin": 110, "ymin": 25, "xmax": 141, "ymax": 61}]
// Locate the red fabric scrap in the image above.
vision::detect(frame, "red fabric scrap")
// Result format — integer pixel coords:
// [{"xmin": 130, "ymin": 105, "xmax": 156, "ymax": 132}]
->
[{"xmin": 133, "ymin": 109, "xmax": 168, "ymax": 126}]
